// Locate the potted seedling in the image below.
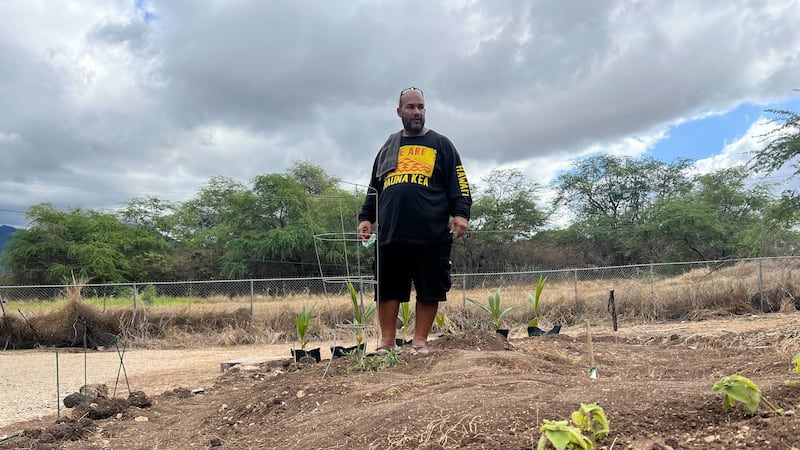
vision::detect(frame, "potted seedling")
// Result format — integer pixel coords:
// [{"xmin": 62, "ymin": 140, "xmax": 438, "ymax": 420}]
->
[
  {"xmin": 396, "ymin": 302, "xmax": 414, "ymax": 347},
  {"xmin": 332, "ymin": 282, "xmax": 375, "ymax": 357},
  {"xmin": 527, "ymin": 275, "xmax": 561, "ymax": 337},
  {"xmin": 467, "ymin": 289, "xmax": 514, "ymax": 338},
  {"xmin": 292, "ymin": 304, "xmax": 321, "ymax": 363}
]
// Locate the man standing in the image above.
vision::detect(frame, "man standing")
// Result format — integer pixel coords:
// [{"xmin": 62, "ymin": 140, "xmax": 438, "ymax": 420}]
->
[{"xmin": 358, "ymin": 87, "xmax": 472, "ymax": 356}]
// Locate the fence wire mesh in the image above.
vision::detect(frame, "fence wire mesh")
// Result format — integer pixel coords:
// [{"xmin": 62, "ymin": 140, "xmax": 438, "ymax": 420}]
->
[{"xmin": 2, "ymin": 257, "xmax": 798, "ymax": 322}]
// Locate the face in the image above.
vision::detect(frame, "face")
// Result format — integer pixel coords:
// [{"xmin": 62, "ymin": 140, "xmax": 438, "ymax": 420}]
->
[{"xmin": 397, "ymin": 90, "xmax": 426, "ymax": 135}]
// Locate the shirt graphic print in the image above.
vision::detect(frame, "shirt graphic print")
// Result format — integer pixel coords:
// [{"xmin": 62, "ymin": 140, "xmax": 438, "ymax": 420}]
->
[{"xmin": 382, "ymin": 145, "xmax": 436, "ymax": 189}]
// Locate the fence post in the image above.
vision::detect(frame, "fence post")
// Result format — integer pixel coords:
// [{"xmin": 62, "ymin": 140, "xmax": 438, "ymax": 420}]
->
[
  {"xmin": 573, "ymin": 269, "xmax": 579, "ymax": 310},
  {"xmin": 132, "ymin": 282, "xmax": 137, "ymax": 313},
  {"xmin": 758, "ymin": 259, "xmax": 764, "ymax": 312},
  {"xmin": 650, "ymin": 263, "xmax": 655, "ymax": 318},
  {"xmin": 461, "ymin": 274, "xmax": 467, "ymax": 309},
  {"xmin": 249, "ymin": 279, "xmax": 255, "ymax": 323}
]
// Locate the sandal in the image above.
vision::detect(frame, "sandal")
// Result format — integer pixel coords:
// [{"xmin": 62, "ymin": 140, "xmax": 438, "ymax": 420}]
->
[
  {"xmin": 410, "ymin": 344, "xmax": 430, "ymax": 355},
  {"xmin": 367, "ymin": 345, "xmax": 402, "ymax": 357}
]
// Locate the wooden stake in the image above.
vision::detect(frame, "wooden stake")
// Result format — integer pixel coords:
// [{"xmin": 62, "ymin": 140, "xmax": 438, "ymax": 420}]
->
[{"xmin": 586, "ymin": 319, "xmax": 597, "ymax": 379}]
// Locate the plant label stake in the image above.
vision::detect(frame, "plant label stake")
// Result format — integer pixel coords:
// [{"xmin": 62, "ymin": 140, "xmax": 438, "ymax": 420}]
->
[{"xmin": 585, "ymin": 320, "xmax": 597, "ymax": 379}]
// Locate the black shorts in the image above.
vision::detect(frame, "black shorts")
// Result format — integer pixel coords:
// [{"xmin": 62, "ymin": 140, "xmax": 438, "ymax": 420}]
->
[{"xmin": 376, "ymin": 242, "xmax": 453, "ymax": 302}]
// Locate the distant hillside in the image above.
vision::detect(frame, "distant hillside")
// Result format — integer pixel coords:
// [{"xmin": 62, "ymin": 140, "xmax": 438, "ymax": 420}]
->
[{"xmin": 0, "ymin": 224, "xmax": 17, "ymax": 254}]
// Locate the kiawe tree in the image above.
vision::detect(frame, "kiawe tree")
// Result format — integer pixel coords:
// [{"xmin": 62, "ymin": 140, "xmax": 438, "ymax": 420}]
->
[
  {"xmin": 552, "ymin": 154, "xmax": 693, "ymax": 264},
  {"xmin": 1, "ymin": 203, "xmax": 169, "ymax": 284}
]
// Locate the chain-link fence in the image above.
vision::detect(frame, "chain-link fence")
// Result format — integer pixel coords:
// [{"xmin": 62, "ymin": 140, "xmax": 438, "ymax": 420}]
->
[{"xmin": 2, "ymin": 257, "xmax": 799, "ymax": 321}]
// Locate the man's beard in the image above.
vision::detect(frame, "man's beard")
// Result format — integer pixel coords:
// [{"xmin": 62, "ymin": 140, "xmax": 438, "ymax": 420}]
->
[{"xmin": 403, "ymin": 117, "xmax": 425, "ymax": 133}]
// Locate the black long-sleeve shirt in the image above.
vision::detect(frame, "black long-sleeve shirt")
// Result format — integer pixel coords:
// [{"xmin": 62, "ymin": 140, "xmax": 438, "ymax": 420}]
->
[{"xmin": 359, "ymin": 130, "xmax": 472, "ymax": 246}]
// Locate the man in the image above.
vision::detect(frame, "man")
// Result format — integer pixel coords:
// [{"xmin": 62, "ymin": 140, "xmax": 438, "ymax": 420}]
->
[{"xmin": 358, "ymin": 87, "xmax": 472, "ymax": 356}]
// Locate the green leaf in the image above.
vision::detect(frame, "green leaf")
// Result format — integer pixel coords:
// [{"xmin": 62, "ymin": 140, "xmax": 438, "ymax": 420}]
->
[
  {"xmin": 468, "ymin": 290, "xmax": 515, "ymax": 330},
  {"xmin": 538, "ymin": 420, "xmax": 593, "ymax": 450},
  {"xmin": 571, "ymin": 403, "xmax": 610, "ymax": 440},
  {"xmin": 295, "ymin": 304, "xmax": 315, "ymax": 349},
  {"xmin": 793, "ymin": 353, "xmax": 800, "ymax": 374},
  {"xmin": 712, "ymin": 375, "xmax": 762, "ymax": 414},
  {"xmin": 527, "ymin": 275, "xmax": 547, "ymax": 327}
]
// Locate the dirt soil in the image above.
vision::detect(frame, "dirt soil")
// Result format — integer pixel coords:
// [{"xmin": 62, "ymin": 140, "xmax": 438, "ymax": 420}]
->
[{"xmin": 2, "ymin": 313, "xmax": 800, "ymax": 449}]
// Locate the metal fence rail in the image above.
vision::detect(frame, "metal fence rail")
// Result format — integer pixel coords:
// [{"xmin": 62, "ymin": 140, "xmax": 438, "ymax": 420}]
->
[{"xmin": 2, "ymin": 256, "xmax": 798, "ymax": 320}]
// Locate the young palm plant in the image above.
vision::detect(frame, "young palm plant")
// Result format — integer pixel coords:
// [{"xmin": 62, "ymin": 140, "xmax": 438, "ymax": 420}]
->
[
  {"xmin": 295, "ymin": 304, "xmax": 315, "ymax": 351},
  {"xmin": 528, "ymin": 275, "xmax": 547, "ymax": 328},
  {"xmin": 467, "ymin": 289, "xmax": 514, "ymax": 331},
  {"xmin": 347, "ymin": 282, "xmax": 376, "ymax": 347}
]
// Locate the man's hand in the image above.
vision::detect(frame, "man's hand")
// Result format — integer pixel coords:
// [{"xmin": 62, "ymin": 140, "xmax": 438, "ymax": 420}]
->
[
  {"xmin": 357, "ymin": 221, "xmax": 373, "ymax": 241},
  {"xmin": 450, "ymin": 216, "xmax": 468, "ymax": 240}
]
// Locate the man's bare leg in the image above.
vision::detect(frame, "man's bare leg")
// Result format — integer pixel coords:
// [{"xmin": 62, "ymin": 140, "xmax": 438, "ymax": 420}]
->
[
  {"xmin": 377, "ymin": 299, "xmax": 401, "ymax": 348},
  {"xmin": 412, "ymin": 301, "xmax": 439, "ymax": 347}
]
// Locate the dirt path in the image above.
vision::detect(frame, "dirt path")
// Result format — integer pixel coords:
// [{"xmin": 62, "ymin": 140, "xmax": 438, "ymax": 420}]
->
[{"xmin": 0, "ymin": 342, "xmax": 317, "ymax": 428}]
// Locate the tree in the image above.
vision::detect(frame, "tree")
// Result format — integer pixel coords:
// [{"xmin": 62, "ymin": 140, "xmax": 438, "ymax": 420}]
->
[
  {"xmin": 634, "ymin": 167, "xmax": 786, "ymax": 262},
  {"xmin": 554, "ymin": 154, "xmax": 692, "ymax": 227},
  {"xmin": 456, "ymin": 169, "xmax": 548, "ymax": 271},
  {"xmin": 749, "ymin": 108, "xmax": 800, "ymax": 179},
  {"xmin": 1, "ymin": 203, "xmax": 169, "ymax": 284},
  {"xmin": 288, "ymin": 160, "xmax": 340, "ymax": 195},
  {"xmin": 470, "ymin": 168, "xmax": 547, "ymax": 239},
  {"xmin": 552, "ymin": 154, "xmax": 693, "ymax": 264}
]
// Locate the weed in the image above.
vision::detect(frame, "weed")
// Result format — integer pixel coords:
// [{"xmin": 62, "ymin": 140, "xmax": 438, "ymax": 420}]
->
[
  {"xmin": 141, "ymin": 285, "xmax": 158, "ymax": 305},
  {"xmin": 344, "ymin": 348, "xmax": 405, "ymax": 374}
]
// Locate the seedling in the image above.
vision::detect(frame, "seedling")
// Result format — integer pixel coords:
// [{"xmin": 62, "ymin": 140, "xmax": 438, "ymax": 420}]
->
[
  {"xmin": 295, "ymin": 304, "xmax": 315, "ymax": 350},
  {"xmin": 347, "ymin": 282, "xmax": 376, "ymax": 347},
  {"xmin": 397, "ymin": 302, "xmax": 414, "ymax": 343},
  {"xmin": 712, "ymin": 374, "xmax": 782, "ymax": 415},
  {"xmin": 571, "ymin": 403, "xmax": 609, "ymax": 442},
  {"xmin": 537, "ymin": 420, "xmax": 593, "ymax": 450},
  {"xmin": 467, "ymin": 289, "xmax": 514, "ymax": 331},
  {"xmin": 537, "ymin": 404, "xmax": 609, "ymax": 450},
  {"xmin": 434, "ymin": 311, "xmax": 451, "ymax": 334},
  {"xmin": 528, "ymin": 275, "xmax": 547, "ymax": 328},
  {"xmin": 784, "ymin": 353, "xmax": 800, "ymax": 387}
]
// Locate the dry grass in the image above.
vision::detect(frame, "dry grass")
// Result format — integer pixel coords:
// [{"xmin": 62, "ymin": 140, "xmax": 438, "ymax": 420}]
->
[{"xmin": 3, "ymin": 260, "xmax": 799, "ymax": 349}]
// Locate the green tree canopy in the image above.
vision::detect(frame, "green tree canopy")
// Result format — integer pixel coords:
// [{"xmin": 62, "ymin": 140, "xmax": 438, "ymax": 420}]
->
[{"xmin": 1, "ymin": 203, "xmax": 169, "ymax": 284}]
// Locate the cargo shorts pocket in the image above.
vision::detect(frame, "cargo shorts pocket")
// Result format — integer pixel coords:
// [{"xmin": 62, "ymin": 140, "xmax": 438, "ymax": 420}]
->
[{"xmin": 437, "ymin": 256, "xmax": 452, "ymax": 292}]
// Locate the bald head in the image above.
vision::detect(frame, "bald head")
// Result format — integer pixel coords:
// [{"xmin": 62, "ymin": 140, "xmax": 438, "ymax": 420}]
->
[
  {"xmin": 397, "ymin": 88, "xmax": 427, "ymax": 136},
  {"xmin": 398, "ymin": 87, "xmax": 424, "ymax": 107}
]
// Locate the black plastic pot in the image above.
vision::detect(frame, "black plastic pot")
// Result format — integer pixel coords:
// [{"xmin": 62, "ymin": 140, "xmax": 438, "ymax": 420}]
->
[
  {"xmin": 527, "ymin": 325, "xmax": 562, "ymax": 337},
  {"xmin": 496, "ymin": 329, "xmax": 509, "ymax": 338},
  {"xmin": 330, "ymin": 343, "xmax": 366, "ymax": 358},
  {"xmin": 292, "ymin": 347, "xmax": 321, "ymax": 363}
]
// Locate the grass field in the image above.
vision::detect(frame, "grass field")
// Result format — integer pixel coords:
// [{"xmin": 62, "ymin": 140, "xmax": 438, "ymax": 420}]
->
[{"xmin": 2, "ymin": 259, "xmax": 799, "ymax": 349}]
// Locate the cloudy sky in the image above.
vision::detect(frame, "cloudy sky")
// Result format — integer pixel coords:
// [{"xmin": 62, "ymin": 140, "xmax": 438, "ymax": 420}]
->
[{"xmin": 1, "ymin": 0, "xmax": 799, "ymax": 228}]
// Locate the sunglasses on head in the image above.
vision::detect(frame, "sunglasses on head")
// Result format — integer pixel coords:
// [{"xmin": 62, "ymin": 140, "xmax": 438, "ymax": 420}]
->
[{"xmin": 400, "ymin": 87, "xmax": 424, "ymax": 97}]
